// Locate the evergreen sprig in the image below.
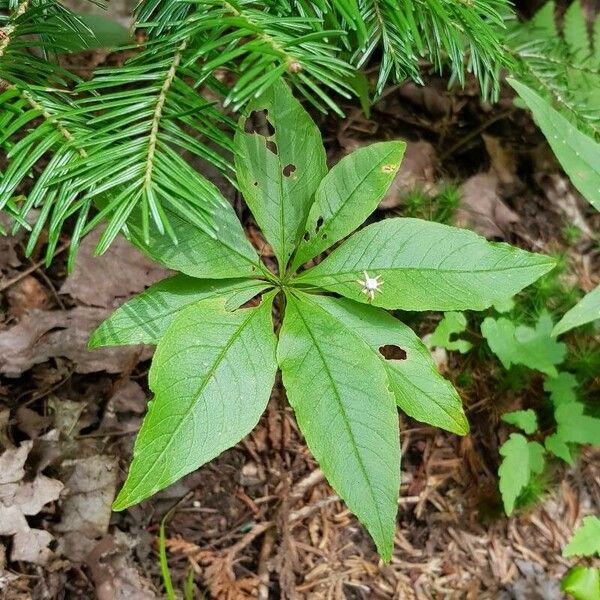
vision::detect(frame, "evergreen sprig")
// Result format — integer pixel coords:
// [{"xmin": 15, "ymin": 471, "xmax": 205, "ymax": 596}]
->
[
  {"xmin": 0, "ymin": 0, "xmax": 514, "ymax": 262},
  {"xmin": 506, "ymin": 0, "xmax": 600, "ymax": 139}
]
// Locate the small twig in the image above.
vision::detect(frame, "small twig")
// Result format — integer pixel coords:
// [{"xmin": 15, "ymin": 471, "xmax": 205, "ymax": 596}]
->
[
  {"xmin": 439, "ymin": 109, "xmax": 514, "ymax": 161},
  {"xmin": 0, "ymin": 240, "xmax": 70, "ymax": 293}
]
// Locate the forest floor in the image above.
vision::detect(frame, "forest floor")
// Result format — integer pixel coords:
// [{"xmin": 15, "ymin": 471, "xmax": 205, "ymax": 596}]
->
[{"xmin": 1, "ymin": 38, "xmax": 600, "ymax": 600}]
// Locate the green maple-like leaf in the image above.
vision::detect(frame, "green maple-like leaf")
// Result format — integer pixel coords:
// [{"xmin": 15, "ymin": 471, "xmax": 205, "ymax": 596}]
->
[
  {"xmin": 501, "ymin": 410, "xmax": 538, "ymax": 435},
  {"xmin": 296, "ymin": 219, "xmax": 555, "ymax": 311},
  {"xmin": 481, "ymin": 312, "xmax": 566, "ymax": 376},
  {"xmin": 555, "ymin": 402, "xmax": 600, "ymax": 446},
  {"xmin": 277, "ymin": 291, "xmax": 400, "ymax": 559},
  {"xmin": 563, "ymin": 516, "xmax": 600, "ymax": 558},
  {"xmin": 498, "ymin": 433, "xmax": 545, "ymax": 515},
  {"xmin": 428, "ymin": 312, "xmax": 472, "ymax": 353},
  {"xmin": 113, "ymin": 295, "xmax": 277, "ymax": 509}
]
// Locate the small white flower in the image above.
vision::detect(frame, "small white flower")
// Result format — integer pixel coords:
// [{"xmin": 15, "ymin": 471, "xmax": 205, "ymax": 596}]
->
[{"xmin": 356, "ymin": 271, "xmax": 383, "ymax": 302}]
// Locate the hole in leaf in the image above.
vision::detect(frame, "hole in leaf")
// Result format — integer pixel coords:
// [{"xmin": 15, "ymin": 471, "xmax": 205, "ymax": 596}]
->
[
  {"xmin": 253, "ymin": 181, "xmax": 258, "ymax": 187},
  {"xmin": 379, "ymin": 345, "xmax": 407, "ymax": 360},
  {"xmin": 315, "ymin": 216, "xmax": 324, "ymax": 232},
  {"xmin": 244, "ymin": 109, "xmax": 275, "ymax": 136},
  {"xmin": 266, "ymin": 140, "xmax": 278, "ymax": 155},
  {"xmin": 283, "ymin": 163, "xmax": 296, "ymax": 177},
  {"xmin": 303, "ymin": 231, "xmax": 310, "ymax": 241}
]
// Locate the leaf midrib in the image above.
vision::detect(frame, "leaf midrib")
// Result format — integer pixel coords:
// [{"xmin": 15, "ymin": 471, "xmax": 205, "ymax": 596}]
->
[
  {"xmin": 290, "ymin": 294, "xmax": 386, "ymax": 539},
  {"xmin": 122, "ymin": 304, "xmax": 261, "ymax": 504},
  {"xmin": 295, "ymin": 145, "xmax": 400, "ymax": 267},
  {"xmin": 298, "ymin": 261, "xmax": 552, "ymax": 282}
]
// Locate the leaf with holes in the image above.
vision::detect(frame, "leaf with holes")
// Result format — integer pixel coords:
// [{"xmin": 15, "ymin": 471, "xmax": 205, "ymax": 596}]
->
[
  {"xmin": 91, "ymin": 80, "xmax": 555, "ymax": 560},
  {"xmin": 296, "ymin": 219, "xmax": 555, "ymax": 311},
  {"xmin": 308, "ymin": 295, "xmax": 468, "ymax": 435},
  {"xmin": 235, "ymin": 80, "xmax": 327, "ymax": 271},
  {"xmin": 290, "ymin": 141, "xmax": 406, "ymax": 271}
]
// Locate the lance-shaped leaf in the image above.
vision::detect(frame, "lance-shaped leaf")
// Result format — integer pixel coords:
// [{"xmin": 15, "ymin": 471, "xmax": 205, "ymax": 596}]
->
[
  {"xmin": 90, "ymin": 276, "xmax": 271, "ymax": 347},
  {"xmin": 508, "ymin": 79, "xmax": 600, "ymax": 212},
  {"xmin": 553, "ymin": 285, "xmax": 600, "ymax": 336},
  {"xmin": 277, "ymin": 292, "xmax": 400, "ymax": 560},
  {"xmin": 290, "ymin": 141, "xmax": 406, "ymax": 271},
  {"xmin": 113, "ymin": 295, "xmax": 277, "ymax": 510},
  {"xmin": 308, "ymin": 295, "xmax": 468, "ymax": 435},
  {"xmin": 235, "ymin": 80, "xmax": 327, "ymax": 271},
  {"xmin": 127, "ymin": 197, "xmax": 263, "ymax": 280},
  {"xmin": 296, "ymin": 219, "xmax": 555, "ymax": 311}
]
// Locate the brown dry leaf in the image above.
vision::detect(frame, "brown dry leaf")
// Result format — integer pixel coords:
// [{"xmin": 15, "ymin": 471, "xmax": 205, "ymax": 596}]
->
[
  {"xmin": 55, "ymin": 455, "xmax": 118, "ymax": 561},
  {"xmin": 0, "ymin": 215, "xmax": 22, "ymax": 272},
  {"xmin": 60, "ymin": 228, "xmax": 170, "ymax": 309},
  {"xmin": 0, "ymin": 441, "xmax": 63, "ymax": 565},
  {"xmin": 6, "ymin": 276, "xmax": 52, "ymax": 319},
  {"xmin": 86, "ymin": 532, "xmax": 157, "ymax": 600},
  {"xmin": 456, "ymin": 172, "xmax": 519, "ymax": 240},
  {"xmin": 379, "ymin": 140, "xmax": 438, "ymax": 209},
  {"xmin": 0, "ymin": 306, "xmax": 152, "ymax": 376},
  {"xmin": 482, "ymin": 134, "xmax": 520, "ymax": 188}
]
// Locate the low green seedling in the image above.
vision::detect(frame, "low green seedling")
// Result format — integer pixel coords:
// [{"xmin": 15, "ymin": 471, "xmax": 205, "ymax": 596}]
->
[
  {"xmin": 561, "ymin": 516, "xmax": 600, "ymax": 600},
  {"xmin": 90, "ymin": 81, "xmax": 555, "ymax": 559}
]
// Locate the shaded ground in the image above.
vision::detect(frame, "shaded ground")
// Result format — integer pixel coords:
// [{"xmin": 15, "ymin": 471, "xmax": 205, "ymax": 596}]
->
[{"xmin": 1, "ymin": 41, "xmax": 600, "ymax": 600}]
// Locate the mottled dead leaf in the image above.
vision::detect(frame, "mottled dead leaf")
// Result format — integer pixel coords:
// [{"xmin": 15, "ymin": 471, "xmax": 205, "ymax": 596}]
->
[
  {"xmin": 0, "ymin": 441, "xmax": 63, "ymax": 565},
  {"xmin": 0, "ymin": 307, "xmax": 152, "ymax": 376},
  {"xmin": 86, "ymin": 532, "xmax": 157, "ymax": 600},
  {"xmin": 6, "ymin": 276, "xmax": 52, "ymax": 319},
  {"xmin": 456, "ymin": 172, "xmax": 519, "ymax": 240},
  {"xmin": 60, "ymin": 228, "xmax": 170, "ymax": 309},
  {"xmin": 55, "ymin": 455, "xmax": 118, "ymax": 561}
]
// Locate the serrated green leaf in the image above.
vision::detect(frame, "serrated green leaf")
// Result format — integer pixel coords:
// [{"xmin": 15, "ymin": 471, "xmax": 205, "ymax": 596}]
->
[
  {"xmin": 553, "ymin": 285, "xmax": 600, "ymax": 336},
  {"xmin": 508, "ymin": 79, "xmax": 600, "ymax": 212},
  {"xmin": 544, "ymin": 372, "xmax": 579, "ymax": 407},
  {"xmin": 296, "ymin": 218, "xmax": 555, "ymax": 311},
  {"xmin": 563, "ymin": 2, "xmax": 590, "ymax": 61},
  {"xmin": 307, "ymin": 295, "xmax": 468, "ymax": 435},
  {"xmin": 555, "ymin": 402, "xmax": 600, "ymax": 446},
  {"xmin": 428, "ymin": 312, "xmax": 472, "ymax": 353},
  {"xmin": 501, "ymin": 409, "xmax": 538, "ymax": 434},
  {"xmin": 481, "ymin": 312, "xmax": 566, "ymax": 376},
  {"xmin": 562, "ymin": 566, "xmax": 600, "ymax": 600},
  {"xmin": 90, "ymin": 276, "xmax": 271, "ymax": 347},
  {"xmin": 545, "ymin": 432, "xmax": 574, "ymax": 464},
  {"xmin": 235, "ymin": 80, "xmax": 327, "ymax": 271},
  {"xmin": 127, "ymin": 198, "xmax": 263, "ymax": 280},
  {"xmin": 564, "ymin": 517, "xmax": 600, "ymax": 557},
  {"xmin": 498, "ymin": 433, "xmax": 545, "ymax": 515},
  {"xmin": 113, "ymin": 295, "xmax": 277, "ymax": 510},
  {"xmin": 277, "ymin": 291, "xmax": 400, "ymax": 560},
  {"xmin": 290, "ymin": 141, "xmax": 406, "ymax": 271}
]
